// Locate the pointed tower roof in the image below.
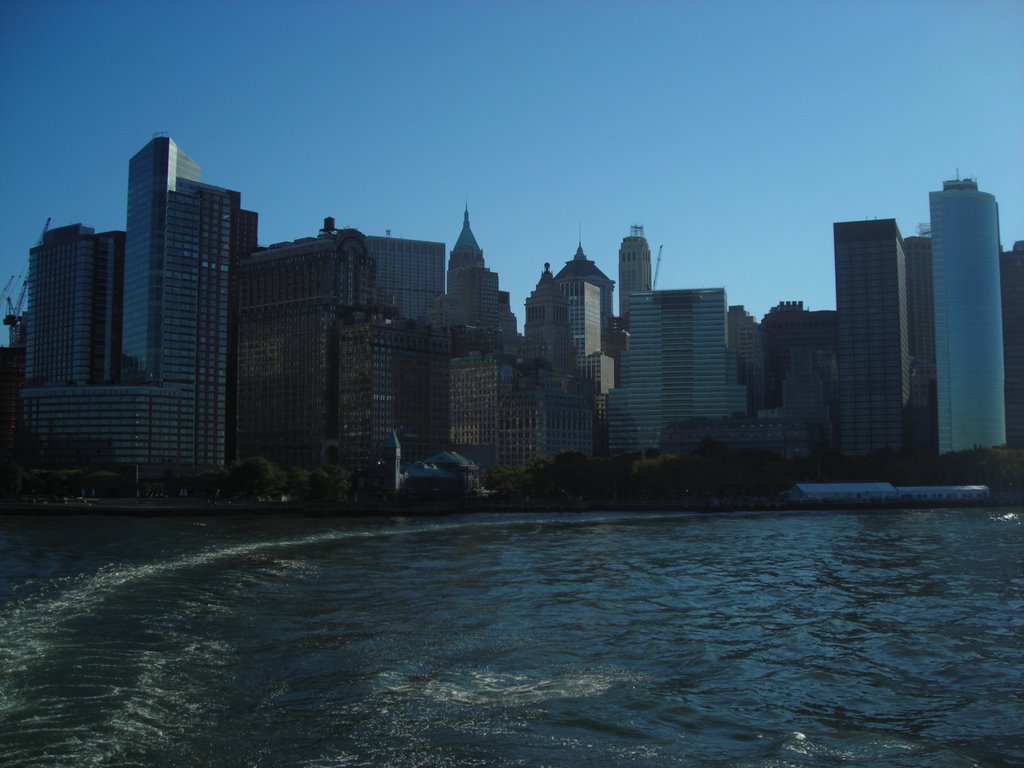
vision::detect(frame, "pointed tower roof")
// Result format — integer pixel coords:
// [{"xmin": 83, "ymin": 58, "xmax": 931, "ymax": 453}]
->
[
  {"xmin": 527, "ymin": 262, "xmax": 569, "ymax": 305},
  {"xmin": 554, "ymin": 240, "xmax": 613, "ymax": 283},
  {"xmin": 453, "ymin": 205, "xmax": 481, "ymax": 253}
]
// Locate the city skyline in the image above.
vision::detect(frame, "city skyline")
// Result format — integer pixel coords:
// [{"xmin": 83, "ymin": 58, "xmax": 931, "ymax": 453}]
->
[{"xmin": 1, "ymin": 1, "xmax": 1021, "ymax": 326}]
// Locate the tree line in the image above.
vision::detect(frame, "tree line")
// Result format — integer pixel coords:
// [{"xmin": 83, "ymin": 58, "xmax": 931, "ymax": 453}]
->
[
  {"xmin": 0, "ymin": 456, "xmax": 351, "ymax": 502},
  {"xmin": 2, "ymin": 444, "xmax": 1022, "ymax": 503},
  {"xmin": 484, "ymin": 442, "xmax": 1024, "ymax": 502}
]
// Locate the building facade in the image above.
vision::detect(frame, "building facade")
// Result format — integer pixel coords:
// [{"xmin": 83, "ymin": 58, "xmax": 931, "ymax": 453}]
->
[
  {"xmin": 449, "ymin": 351, "xmax": 514, "ymax": 469},
  {"xmin": 554, "ymin": 241, "xmax": 615, "ymax": 336},
  {"xmin": 20, "ymin": 137, "xmax": 256, "ymax": 474},
  {"xmin": 0, "ymin": 347, "xmax": 24, "ymax": 464},
  {"xmin": 903, "ymin": 232, "xmax": 937, "ymax": 454},
  {"xmin": 929, "ymin": 179, "xmax": 1005, "ymax": 453},
  {"xmin": 498, "ymin": 384, "xmax": 593, "ymax": 466},
  {"xmin": 523, "ymin": 263, "xmax": 574, "ymax": 377},
  {"xmin": 24, "ymin": 224, "xmax": 124, "ymax": 387},
  {"xmin": 336, "ymin": 320, "xmax": 451, "ymax": 471},
  {"xmin": 833, "ymin": 219, "xmax": 910, "ymax": 456},
  {"xmin": 367, "ymin": 234, "xmax": 444, "ymax": 323},
  {"xmin": 236, "ymin": 223, "xmax": 380, "ymax": 470},
  {"xmin": 608, "ymin": 288, "xmax": 738, "ymax": 453},
  {"xmin": 441, "ymin": 207, "xmax": 500, "ymax": 330},
  {"xmin": 727, "ymin": 305, "xmax": 766, "ymax": 416},
  {"xmin": 1002, "ymin": 242, "xmax": 1024, "ymax": 448},
  {"xmin": 618, "ymin": 225, "xmax": 652, "ymax": 320}
]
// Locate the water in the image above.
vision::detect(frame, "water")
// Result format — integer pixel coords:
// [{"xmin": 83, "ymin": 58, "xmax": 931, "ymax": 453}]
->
[{"xmin": 1, "ymin": 508, "xmax": 1021, "ymax": 767}]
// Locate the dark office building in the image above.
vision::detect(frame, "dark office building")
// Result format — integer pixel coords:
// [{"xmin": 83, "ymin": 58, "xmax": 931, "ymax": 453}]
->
[
  {"xmin": 0, "ymin": 346, "xmax": 24, "ymax": 464},
  {"xmin": 366, "ymin": 234, "xmax": 444, "ymax": 323},
  {"xmin": 903, "ymin": 233, "xmax": 937, "ymax": 454},
  {"xmin": 1002, "ymin": 242, "xmax": 1024, "ymax": 448},
  {"xmin": 237, "ymin": 222, "xmax": 380, "ymax": 470},
  {"xmin": 760, "ymin": 301, "xmax": 838, "ymax": 410},
  {"xmin": 833, "ymin": 219, "xmax": 910, "ymax": 456},
  {"xmin": 337, "ymin": 320, "xmax": 451, "ymax": 471},
  {"xmin": 443, "ymin": 207, "xmax": 500, "ymax": 329},
  {"xmin": 728, "ymin": 305, "xmax": 767, "ymax": 416},
  {"xmin": 24, "ymin": 224, "xmax": 124, "ymax": 386}
]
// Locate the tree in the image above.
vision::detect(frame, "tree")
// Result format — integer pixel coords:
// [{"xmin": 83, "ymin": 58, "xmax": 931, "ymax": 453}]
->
[
  {"xmin": 224, "ymin": 456, "xmax": 286, "ymax": 499},
  {"xmin": 0, "ymin": 462, "xmax": 25, "ymax": 498},
  {"xmin": 286, "ymin": 466, "xmax": 311, "ymax": 500},
  {"xmin": 309, "ymin": 464, "xmax": 350, "ymax": 501}
]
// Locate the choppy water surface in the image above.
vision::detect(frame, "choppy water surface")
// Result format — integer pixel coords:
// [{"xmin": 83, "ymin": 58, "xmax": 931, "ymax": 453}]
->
[{"xmin": 1, "ymin": 507, "xmax": 1021, "ymax": 767}]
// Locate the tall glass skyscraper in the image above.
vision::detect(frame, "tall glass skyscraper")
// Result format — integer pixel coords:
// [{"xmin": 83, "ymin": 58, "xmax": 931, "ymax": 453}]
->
[
  {"xmin": 929, "ymin": 179, "xmax": 1004, "ymax": 453},
  {"xmin": 122, "ymin": 137, "xmax": 201, "ymax": 384},
  {"xmin": 21, "ymin": 137, "xmax": 257, "ymax": 473},
  {"xmin": 608, "ymin": 288, "xmax": 738, "ymax": 452}
]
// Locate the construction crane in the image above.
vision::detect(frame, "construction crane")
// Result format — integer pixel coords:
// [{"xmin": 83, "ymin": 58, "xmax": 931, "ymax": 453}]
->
[
  {"xmin": 5, "ymin": 279, "xmax": 28, "ymax": 348},
  {"xmin": 0, "ymin": 275, "xmax": 14, "ymax": 306},
  {"xmin": 5, "ymin": 280, "xmax": 27, "ymax": 326},
  {"xmin": 37, "ymin": 217, "xmax": 51, "ymax": 246},
  {"xmin": 652, "ymin": 244, "xmax": 663, "ymax": 290}
]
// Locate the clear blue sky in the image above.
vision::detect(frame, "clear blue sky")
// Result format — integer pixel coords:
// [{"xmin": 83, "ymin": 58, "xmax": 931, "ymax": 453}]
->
[{"xmin": 2, "ymin": 0, "xmax": 1021, "ymax": 329}]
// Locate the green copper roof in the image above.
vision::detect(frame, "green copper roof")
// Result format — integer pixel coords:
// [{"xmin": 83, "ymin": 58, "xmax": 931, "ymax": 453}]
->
[{"xmin": 453, "ymin": 205, "xmax": 482, "ymax": 253}]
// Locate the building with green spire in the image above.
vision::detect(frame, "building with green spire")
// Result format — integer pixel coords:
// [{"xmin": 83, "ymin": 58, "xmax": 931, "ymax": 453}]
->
[{"xmin": 442, "ymin": 206, "xmax": 499, "ymax": 329}]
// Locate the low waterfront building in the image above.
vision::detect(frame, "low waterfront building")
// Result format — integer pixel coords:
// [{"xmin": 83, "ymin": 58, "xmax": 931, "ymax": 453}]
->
[
  {"xmin": 661, "ymin": 417, "xmax": 815, "ymax": 459},
  {"xmin": 784, "ymin": 482, "xmax": 990, "ymax": 504}
]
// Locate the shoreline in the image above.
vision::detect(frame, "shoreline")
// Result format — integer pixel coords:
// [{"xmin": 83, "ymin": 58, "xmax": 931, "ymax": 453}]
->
[{"xmin": 0, "ymin": 496, "xmax": 1014, "ymax": 518}]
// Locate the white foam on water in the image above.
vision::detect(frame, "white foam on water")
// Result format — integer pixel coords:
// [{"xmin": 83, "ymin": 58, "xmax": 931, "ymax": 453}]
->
[{"xmin": 380, "ymin": 665, "xmax": 639, "ymax": 709}]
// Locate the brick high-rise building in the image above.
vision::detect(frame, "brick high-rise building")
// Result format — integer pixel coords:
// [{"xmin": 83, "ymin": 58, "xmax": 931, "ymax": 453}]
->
[{"xmin": 237, "ymin": 222, "xmax": 379, "ymax": 470}]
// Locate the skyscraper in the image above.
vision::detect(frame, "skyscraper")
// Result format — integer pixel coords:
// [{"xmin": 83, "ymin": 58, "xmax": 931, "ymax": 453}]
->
[
  {"xmin": 366, "ymin": 234, "xmax": 444, "ymax": 323},
  {"xmin": 929, "ymin": 178, "xmax": 1004, "ymax": 453},
  {"xmin": 336, "ymin": 320, "xmax": 451, "ymax": 470},
  {"xmin": 727, "ymin": 305, "xmax": 766, "ymax": 416},
  {"xmin": 554, "ymin": 240, "xmax": 615, "ymax": 336},
  {"xmin": 24, "ymin": 224, "xmax": 124, "ymax": 387},
  {"xmin": 442, "ymin": 206, "xmax": 499, "ymax": 329},
  {"xmin": 618, "ymin": 225, "xmax": 651, "ymax": 320},
  {"xmin": 833, "ymin": 219, "xmax": 910, "ymax": 456},
  {"xmin": 237, "ymin": 222, "xmax": 380, "ymax": 470},
  {"xmin": 523, "ymin": 263, "xmax": 574, "ymax": 377},
  {"xmin": 22, "ymin": 137, "xmax": 257, "ymax": 474},
  {"xmin": 121, "ymin": 137, "xmax": 200, "ymax": 383},
  {"xmin": 760, "ymin": 301, "xmax": 838, "ymax": 411},
  {"xmin": 608, "ymin": 288, "xmax": 737, "ymax": 452},
  {"xmin": 903, "ymin": 232, "xmax": 937, "ymax": 454},
  {"xmin": 1001, "ymin": 242, "xmax": 1024, "ymax": 448}
]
